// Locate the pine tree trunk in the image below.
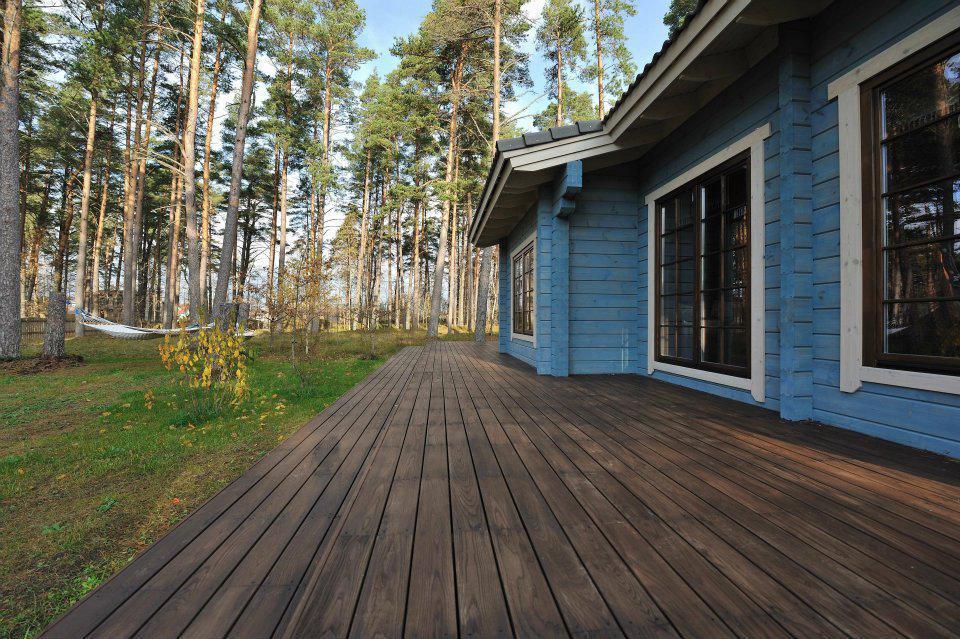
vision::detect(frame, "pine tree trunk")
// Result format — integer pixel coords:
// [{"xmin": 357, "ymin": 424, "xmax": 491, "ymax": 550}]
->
[
  {"xmin": 277, "ymin": 149, "xmax": 289, "ymax": 306},
  {"xmin": 556, "ymin": 42, "xmax": 564, "ymax": 126},
  {"xmin": 447, "ymin": 155, "xmax": 459, "ymax": 328},
  {"xmin": 594, "ymin": 0, "xmax": 604, "ymax": 118},
  {"xmin": 354, "ymin": 148, "xmax": 371, "ymax": 328},
  {"xmin": 0, "ymin": 0, "xmax": 23, "ymax": 358},
  {"xmin": 163, "ymin": 157, "xmax": 183, "ymax": 327},
  {"xmin": 122, "ymin": 3, "xmax": 151, "ymax": 324},
  {"xmin": 42, "ymin": 292, "xmax": 66, "ymax": 359},
  {"xmin": 267, "ymin": 143, "xmax": 278, "ymax": 318},
  {"xmin": 409, "ymin": 199, "xmax": 420, "ymax": 330},
  {"xmin": 54, "ymin": 171, "xmax": 79, "ymax": 294},
  {"xmin": 73, "ymin": 94, "xmax": 98, "ymax": 335},
  {"xmin": 200, "ymin": 26, "xmax": 224, "ymax": 305},
  {"xmin": 212, "ymin": 0, "xmax": 261, "ymax": 318},
  {"xmin": 395, "ymin": 196, "xmax": 403, "ymax": 328},
  {"xmin": 183, "ymin": 0, "xmax": 205, "ymax": 322},
  {"xmin": 475, "ymin": 0, "xmax": 501, "ymax": 342},
  {"xmin": 319, "ymin": 54, "xmax": 332, "ymax": 265},
  {"xmin": 428, "ymin": 44, "xmax": 467, "ymax": 338},
  {"xmin": 475, "ymin": 247, "xmax": 492, "ymax": 342},
  {"xmin": 132, "ymin": 42, "xmax": 161, "ymax": 318},
  {"xmin": 91, "ymin": 110, "xmax": 115, "ymax": 317}
]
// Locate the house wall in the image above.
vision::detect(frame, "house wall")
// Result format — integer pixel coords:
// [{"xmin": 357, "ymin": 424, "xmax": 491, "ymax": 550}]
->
[
  {"xmin": 492, "ymin": 0, "xmax": 960, "ymax": 458},
  {"xmin": 635, "ymin": 49, "xmax": 782, "ymax": 410},
  {"xmin": 808, "ymin": 0, "xmax": 960, "ymax": 457},
  {"xmin": 498, "ymin": 200, "xmax": 552, "ymax": 370},
  {"xmin": 568, "ymin": 164, "xmax": 641, "ymax": 374}
]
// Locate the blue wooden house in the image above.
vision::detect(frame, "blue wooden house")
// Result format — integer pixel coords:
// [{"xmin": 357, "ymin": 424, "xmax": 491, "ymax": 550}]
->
[{"xmin": 469, "ymin": 0, "xmax": 960, "ymax": 459}]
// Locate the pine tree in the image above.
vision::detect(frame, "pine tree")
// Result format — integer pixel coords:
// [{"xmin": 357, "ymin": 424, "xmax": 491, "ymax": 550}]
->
[
  {"xmin": 212, "ymin": 0, "xmax": 263, "ymax": 320},
  {"xmin": 0, "ymin": 0, "xmax": 22, "ymax": 357},
  {"xmin": 585, "ymin": 0, "xmax": 636, "ymax": 118},
  {"xmin": 536, "ymin": 0, "xmax": 586, "ymax": 127},
  {"xmin": 663, "ymin": 0, "xmax": 698, "ymax": 38}
]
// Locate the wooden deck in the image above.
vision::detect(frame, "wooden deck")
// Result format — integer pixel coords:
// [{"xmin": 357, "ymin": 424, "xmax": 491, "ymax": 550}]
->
[{"xmin": 42, "ymin": 341, "xmax": 960, "ymax": 638}]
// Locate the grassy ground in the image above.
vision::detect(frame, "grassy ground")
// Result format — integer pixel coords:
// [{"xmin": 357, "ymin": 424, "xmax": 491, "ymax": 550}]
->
[{"xmin": 0, "ymin": 327, "xmax": 473, "ymax": 638}]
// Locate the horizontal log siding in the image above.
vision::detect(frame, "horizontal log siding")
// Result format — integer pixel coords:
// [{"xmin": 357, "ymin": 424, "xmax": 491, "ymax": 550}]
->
[
  {"xmin": 568, "ymin": 165, "xmax": 640, "ymax": 374},
  {"xmin": 636, "ymin": 52, "xmax": 781, "ymax": 410},
  {"xmin": 809, "ymin": 0, "xmax": 960, "ymax": 457}
]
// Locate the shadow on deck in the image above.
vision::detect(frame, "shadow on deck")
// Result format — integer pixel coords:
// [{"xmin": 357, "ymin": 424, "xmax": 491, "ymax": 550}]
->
[{"xmin": 43, "ymin": 341, "xmax": 960, "ymax": 638}]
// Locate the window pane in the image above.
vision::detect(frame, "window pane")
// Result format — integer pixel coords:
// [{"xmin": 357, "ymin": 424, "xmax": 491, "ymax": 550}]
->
[
  {"xmin": 885, "ymin": 301, "xmax": 960, "ymax": 358},
  {"xmin": 513, "ymin": 245, "xmax": 534, "ymax": 336},
  {"xmin": 677, "ymin": 326, "xmax": 694, "ymax": 361},
  {"xmin": 702, "ymin": 290, "xmax": 721, "ymax": 326},
  {"xmin": 661, "ymin": 233, "xmax": 677, "ymax": 264},
  {"xmin": 677, "ymin": 190, "xmax": 696, "ymax": 227},
  {"xmin": 723, "ymin": 329, "xmax": 750, "ymax": 368},
  {"xmin": 884, "ymin": 178, "xmax": 960, "ymax": 246},
  {"xmin": 884, "ymin": 240, "xmax": 960, "ymax": 300},
  {"xmin": 703, "ymin": 214, "xmax": 721, "ymax": 254},
  {"xmin": 702, "ymin": 328, "xmax": 722, "ymax": 364},
  {"xmin": 702, "ymin": 251, "xmax": 721, "ymax": 290},
  {"xmin": 703, "ymin": 178, "xmax": 722, "ymax": 216},
  {"xmin": 660, "ymin": 295, "xmax": 676, "ymax": 325},
  {"xmin": 881, "ymin": 52, "xmax": 960, "ymax": 139},
  {"xmin": 655, "ymin": 159, "xmax": 750, "ymax": 375},
  {"xmin": 725, "ymin": 166, "xmax": 748, "ymax": 209},
  {"xmin": 661, "ymin": 201, "xmax": 676, "ymax": 234},
  {"xmin": 661, "ymin": 263, "xmax": 677, "ymax": 295},
  {"xmin": 678, "ymin": 294, "xmax": 695, "ymax": 327},
  {"xmin": 678, "ymin": 225, "xmax": 695, "ymax": 260},
  {"xmin": 882, "ymin": 116, "xmax": 960, "ymax": 193},
  {"xmin": 678, "ymin": 259, "xmax": 695, "ymax": 295},
  {"xmin": 723, "ymin": 288, "xmax": 748, "ymax": 327},
  {"xmin": 660, "ymin": 324, "xmax": 675, "ymax": 358},
  {"xmin": 723, "ymin": 248, "xmax": 748, "ymax": 288},
  {"xmin": 724, "ymin": 207, "xmax": 748, "ymax": 249}
]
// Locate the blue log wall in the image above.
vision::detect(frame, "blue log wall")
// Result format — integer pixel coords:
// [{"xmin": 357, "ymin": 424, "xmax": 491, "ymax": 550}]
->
[
  {"xmin": 636, "ymin": 51, "xmax": 781, "ymax": 410},
  {"xmin": 808, "ymin": 0, "xmax": 960, "ymax": 456},
  {"xmin": 494, "ymin": 0, "xmax": 960, "ymax": 458}
]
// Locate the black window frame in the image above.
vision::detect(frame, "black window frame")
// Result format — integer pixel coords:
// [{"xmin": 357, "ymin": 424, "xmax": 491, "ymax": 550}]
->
[
  {"xmin": 511, "ymin": 240, "xmax": 535, "ymax": 337},
  {"xmin": 860, "ymin": 31, "xmax": 960, "ymax": 376},
  {"xmin": 654, "ymin": 152, "xmax": 752, "ymax": 379}
]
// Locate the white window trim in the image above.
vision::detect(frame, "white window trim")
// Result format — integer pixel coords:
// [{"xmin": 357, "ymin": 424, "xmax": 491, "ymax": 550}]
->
[
  {"xmin": 645, "ymin": 124, "xmax": 770, "ymax": 403},
  {"xmin": 509, "ymin": 233, "xmax": 536, "ymax": 343},
  {"xmin": 830, "ymin": 7, "xmax": 960, "ymax": 396}
]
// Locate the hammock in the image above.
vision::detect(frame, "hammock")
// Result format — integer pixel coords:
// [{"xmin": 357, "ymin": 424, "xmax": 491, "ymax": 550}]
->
[{"xmin": 75, "ymin": 309, "xmax": 208, "ymax": 340}]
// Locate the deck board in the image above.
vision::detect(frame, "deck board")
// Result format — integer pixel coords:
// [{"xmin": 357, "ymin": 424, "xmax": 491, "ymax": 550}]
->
[{"xmin": 42, "ymin": 342, "xmax": 960, "ymax": 639}]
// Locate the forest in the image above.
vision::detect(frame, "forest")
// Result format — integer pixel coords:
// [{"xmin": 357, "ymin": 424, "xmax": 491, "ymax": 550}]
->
[{"xmin": 0, "ymin": 0, "xmax": 693, "ymax": 358}]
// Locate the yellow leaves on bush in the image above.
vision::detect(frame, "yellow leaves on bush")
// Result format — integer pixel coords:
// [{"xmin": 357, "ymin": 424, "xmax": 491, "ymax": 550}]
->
[{"xmin": 158, "ymin": 326, "xmax": 251, "ymax": 416}]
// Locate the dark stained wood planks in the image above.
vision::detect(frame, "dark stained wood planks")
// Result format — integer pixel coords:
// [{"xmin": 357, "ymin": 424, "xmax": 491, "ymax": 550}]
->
[{"xmin": 42, "ymin": 342, "xmax": 960, "ymax": 639}]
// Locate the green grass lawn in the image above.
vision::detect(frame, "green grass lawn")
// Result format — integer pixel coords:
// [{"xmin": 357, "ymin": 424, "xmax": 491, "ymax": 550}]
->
[{"xmin": 0, "ymin": 328, "xmax": 472, "ymax": 638}]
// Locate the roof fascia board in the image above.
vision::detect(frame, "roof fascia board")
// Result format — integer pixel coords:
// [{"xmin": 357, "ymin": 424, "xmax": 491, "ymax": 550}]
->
[{"xmin": 471, "ymin": 160, "xmax": 513, "ymax": 244}]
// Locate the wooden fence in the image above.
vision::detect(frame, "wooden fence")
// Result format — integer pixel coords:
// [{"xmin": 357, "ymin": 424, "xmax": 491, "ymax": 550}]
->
[{"xmin": 21, "ymin": 314, "xmax": 76, "ymax": 340}]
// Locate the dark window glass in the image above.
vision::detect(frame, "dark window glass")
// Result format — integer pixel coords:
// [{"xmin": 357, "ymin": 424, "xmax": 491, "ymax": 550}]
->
[
  {"xmin": 869, "ymin": 46, "xmax": 960, "ymax": 372},
  {"xmin": 656, "ymin": 158, "xmax": 750, "ymax": 375},
  {"xmin": 512, "ymin": 242, "xmax": 535, "ymax": 336}
]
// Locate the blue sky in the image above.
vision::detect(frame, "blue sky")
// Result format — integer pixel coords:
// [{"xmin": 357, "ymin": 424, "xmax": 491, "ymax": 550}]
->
[{"xmin": 354, "ymin": 0, "xmax": 673, "ymax": 130}]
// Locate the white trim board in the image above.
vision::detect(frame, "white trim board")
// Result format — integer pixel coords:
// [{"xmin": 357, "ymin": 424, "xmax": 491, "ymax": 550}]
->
[
  {"xmin": 834, "ymin": 10, "xmax": 960, "ymax": 397},
  {"xmin": 645, "ymin": 124, "xmax": 771, "ymax": 403},
  {"xmin": 509, "ymin": 232, "xmax": 536, "ymax": 344}
]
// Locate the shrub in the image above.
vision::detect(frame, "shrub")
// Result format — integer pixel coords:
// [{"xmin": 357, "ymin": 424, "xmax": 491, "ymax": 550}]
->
[{"xmin": 158, "ymin": 326, "xmax": 250, "ymax": 421}]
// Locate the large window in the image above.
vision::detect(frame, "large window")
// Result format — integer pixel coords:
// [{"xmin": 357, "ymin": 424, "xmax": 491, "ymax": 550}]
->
[
  {"xmin": 862, "ymin": 37, "xmax": 960, "ymax": 375},
  {"xmin": 656, "ymin": 156, "xmax": 751, "ymax": 377},
  {"xmin": 512, "ymin": 241, "xmax": 535, "ymax": 337}
]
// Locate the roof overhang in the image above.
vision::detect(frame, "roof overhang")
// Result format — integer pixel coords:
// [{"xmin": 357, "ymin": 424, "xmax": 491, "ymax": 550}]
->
[{"xmin": 470, "ymin": 0, "xmax": 832, "ymax": 247}]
